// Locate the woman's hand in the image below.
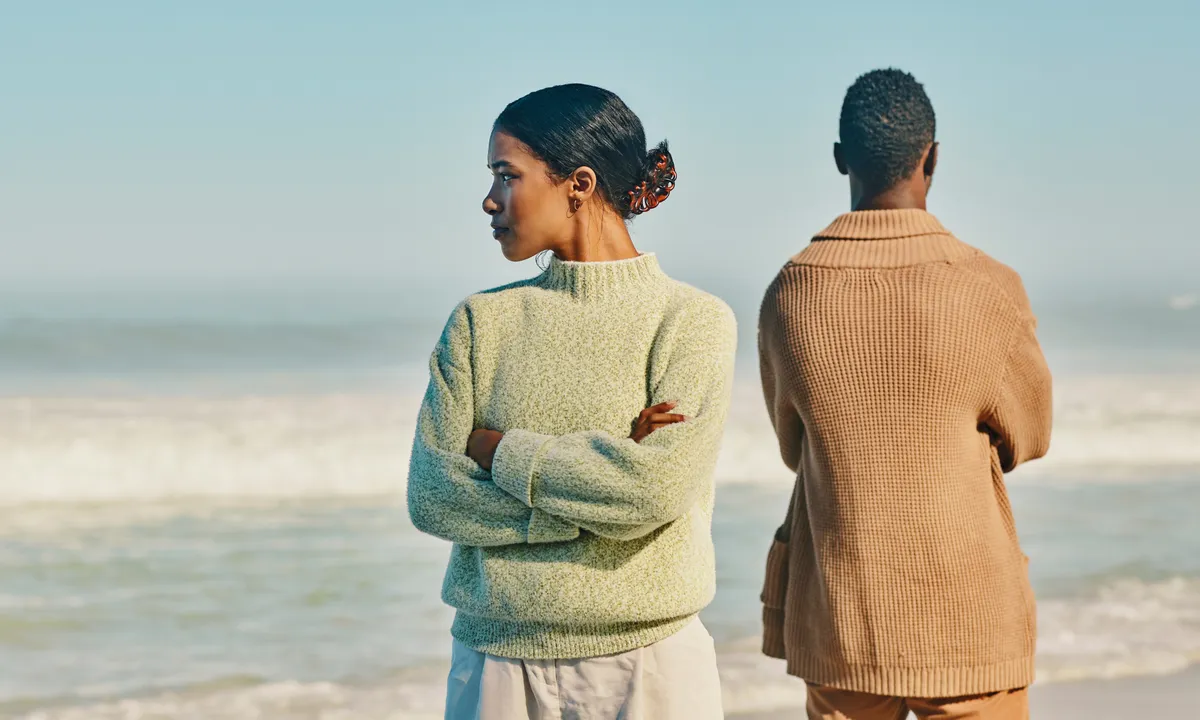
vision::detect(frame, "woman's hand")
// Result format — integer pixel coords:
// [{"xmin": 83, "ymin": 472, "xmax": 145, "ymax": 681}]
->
[
  {"xmin": 629, "ymin": 401, "xmax": 687, "ymax": 443},
  {"xmin": 467, "ymin": 429, "xmax": 504, "ymax": 471}
]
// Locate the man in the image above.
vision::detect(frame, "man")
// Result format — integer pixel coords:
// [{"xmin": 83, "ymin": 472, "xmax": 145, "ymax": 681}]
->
[{"xmin": 757, "ymin": 68, "xmax": 1052, "ymax": 720}]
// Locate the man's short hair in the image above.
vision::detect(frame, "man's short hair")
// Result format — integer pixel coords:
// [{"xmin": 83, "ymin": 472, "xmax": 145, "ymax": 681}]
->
[{"xmin": 839, "ymin": 69, "xmax": 936, "ymax": 191}]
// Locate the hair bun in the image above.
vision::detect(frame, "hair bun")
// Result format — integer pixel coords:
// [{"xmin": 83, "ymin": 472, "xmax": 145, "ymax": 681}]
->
[{"xmin": 627, "ymin": 141, "xmax": 676, "ymax": 215}]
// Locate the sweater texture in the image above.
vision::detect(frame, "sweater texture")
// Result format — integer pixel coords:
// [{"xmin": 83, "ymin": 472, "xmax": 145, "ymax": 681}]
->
[
  {"xmin": 757, "ymin": 209, "xmax": 1053, "ymax": 697},
  {"xmin": 407, "ymin": 253, "xmax": 737, "ymax": 659}
]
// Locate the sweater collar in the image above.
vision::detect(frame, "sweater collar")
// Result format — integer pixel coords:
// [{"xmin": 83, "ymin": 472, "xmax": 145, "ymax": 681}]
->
[
  {"xmin": 542, "ymin": 252, "xmax": 667, "ymax": 300},
  {"xmin": 794, "ymin": 209, "xmax": 977, "ymax": 269},
  {"xmin": 815, "ymin": 208, "xmax": 950, "ymax": 240}
]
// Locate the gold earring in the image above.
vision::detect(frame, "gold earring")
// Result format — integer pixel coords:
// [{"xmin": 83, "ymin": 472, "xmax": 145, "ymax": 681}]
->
[{"xmin": 571, "ymin": 198, "xmax": 581, "ymax": 214}]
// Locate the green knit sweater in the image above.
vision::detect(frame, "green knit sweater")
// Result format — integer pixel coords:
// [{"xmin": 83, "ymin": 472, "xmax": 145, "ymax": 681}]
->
[{"xmin": 406, "ymin": 253, "xmax": 737, "ymax": 659}]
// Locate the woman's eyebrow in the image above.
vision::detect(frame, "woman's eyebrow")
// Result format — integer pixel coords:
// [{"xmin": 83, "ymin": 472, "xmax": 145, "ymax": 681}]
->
[{"xmin": 488, "ymin": 160, "xmax": 513, "ymax": 171}]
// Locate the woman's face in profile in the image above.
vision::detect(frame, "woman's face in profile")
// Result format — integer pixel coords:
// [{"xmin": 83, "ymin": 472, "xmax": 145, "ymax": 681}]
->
[{"xmin": 482, "ymin": 131, "xmax": 572, "ymax": 262}]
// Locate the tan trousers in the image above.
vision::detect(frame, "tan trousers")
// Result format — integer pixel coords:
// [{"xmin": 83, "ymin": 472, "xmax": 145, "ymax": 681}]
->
[
  {"xmin": 444, "ymin": 617, "xmax": 724, "ymax": 720},
  {"xmin": 806, "ymin": 684, "xmax": 1029, "ymax": 720}
]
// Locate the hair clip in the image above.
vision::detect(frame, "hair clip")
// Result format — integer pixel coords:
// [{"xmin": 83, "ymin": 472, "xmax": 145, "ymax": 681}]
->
[{"xmin": 628, "ymin": 154, "xmax": 677, "ymax": 215}]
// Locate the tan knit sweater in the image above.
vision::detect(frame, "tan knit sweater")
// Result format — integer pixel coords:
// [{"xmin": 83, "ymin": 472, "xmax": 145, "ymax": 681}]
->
[{"xmin": 758, "ymin": 209, "xmax": 1053, "ymax": 697}]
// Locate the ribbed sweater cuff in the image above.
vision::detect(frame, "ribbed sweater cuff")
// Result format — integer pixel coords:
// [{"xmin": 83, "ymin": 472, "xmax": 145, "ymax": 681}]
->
[
  {"xmin": 492, "ymin": 429, "xmax": 552, "ymax": 506},
  {"xmin": 761, "ymin": 539, "xmax": 790, "ymax": 608},
  {"xmin": 763, "ymin": 607, "xmax": 786, "ymax": 659},
  {"xmin": 761, "ymin": 537, "xmax": 790, "ymax": 659},
  {"xmin": 527, "ymin": 509, "xmax": 579, "ymax": 544}
]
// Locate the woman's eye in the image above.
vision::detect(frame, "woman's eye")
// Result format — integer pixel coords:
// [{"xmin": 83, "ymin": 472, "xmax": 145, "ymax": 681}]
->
[{"xmin": 501, "ymin": 173, "xmax": 515, "ymax": 184}]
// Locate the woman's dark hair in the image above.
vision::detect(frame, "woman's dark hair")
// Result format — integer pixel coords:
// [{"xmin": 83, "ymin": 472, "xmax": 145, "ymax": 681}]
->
[{"xmin": 494, "ymin": 84, "xmax": 676, "ymax": 220}]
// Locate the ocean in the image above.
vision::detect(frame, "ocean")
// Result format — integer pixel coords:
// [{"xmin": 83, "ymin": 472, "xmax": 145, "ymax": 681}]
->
[{"xmin": 1, "ymin": 285, "xmax": 1198, "ymax": 718}]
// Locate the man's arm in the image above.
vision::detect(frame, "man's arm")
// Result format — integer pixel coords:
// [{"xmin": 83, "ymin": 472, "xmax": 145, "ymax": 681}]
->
[
  {"xmin": 759, "ymin": 276, "xmax": 804, "ymax": 473},
  {"xmin": 757, "ymin": 274, "xmax": 803, "ymax": 658},
  {"xmin": 982, "ymin": 285, "xmax": 1054, "ymax": 472}
]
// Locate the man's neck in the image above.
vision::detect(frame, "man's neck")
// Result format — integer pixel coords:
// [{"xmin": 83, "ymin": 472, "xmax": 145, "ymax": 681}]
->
[
  {"xmin": 851, "ymin": 176, "xmax": 929, "ymax": 212},
  {"xmin": 852, "ymin": 187, "xmax": 927, "ymax": 212}
]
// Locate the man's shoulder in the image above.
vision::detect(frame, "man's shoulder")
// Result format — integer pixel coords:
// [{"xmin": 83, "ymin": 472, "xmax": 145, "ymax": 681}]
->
[
  {"xmin": 760, "ymin": 242, "xmax": 1031, "ymax": 317},
  {"xmin": 758, "ymin": 260, "xmax": 804, "ymax": 320},
  {"xmin": 766, "ymin": 257, "xmax": 807, "ymax": 291},
  {"xmin": 948, "ymin": 247, "xmax": 1033, "ymax": 315}
]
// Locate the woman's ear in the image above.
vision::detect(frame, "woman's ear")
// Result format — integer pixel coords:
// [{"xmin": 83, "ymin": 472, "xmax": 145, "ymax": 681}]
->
[{"xmin": 568, "ymin": 166, "xmax": 599, "ymax": 203}]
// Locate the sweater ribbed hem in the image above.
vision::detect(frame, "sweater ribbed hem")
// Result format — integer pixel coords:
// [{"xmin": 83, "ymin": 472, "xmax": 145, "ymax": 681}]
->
[
  {"xmin": 784, "ymin": 646, "xmax": 1035, "ymax": 697},
  {"xmin": 542, "ymin": 253, "xmax": 667, "ymax": 300},
  {"xmin": 451, "ymin": 612, "xmax": 694, "ymax": 660},
  {"xmin": 760, "ymin": 538, "xmax": 789, "ymax": 660}
]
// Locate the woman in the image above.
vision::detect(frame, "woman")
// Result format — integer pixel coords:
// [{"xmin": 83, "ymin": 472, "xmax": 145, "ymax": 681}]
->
[{"xmin": 407, "ymin": 83, "xmax": 736, "ymax": 720}]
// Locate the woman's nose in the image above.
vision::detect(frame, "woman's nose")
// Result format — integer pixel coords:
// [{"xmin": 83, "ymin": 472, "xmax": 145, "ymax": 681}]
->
[{"xmin": 482, "ymin": 193, "xmax": 500, "ymax": 215}]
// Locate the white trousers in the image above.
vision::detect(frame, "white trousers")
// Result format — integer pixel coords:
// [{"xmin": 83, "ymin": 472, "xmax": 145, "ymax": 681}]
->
[{"xmin": 444, "ymin": 617, "xmax": 724, "ymax": 720}]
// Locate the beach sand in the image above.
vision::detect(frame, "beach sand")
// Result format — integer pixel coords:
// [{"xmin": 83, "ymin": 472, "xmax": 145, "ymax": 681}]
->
[{"xmin": 730, "ymin": 665, "xmax": 1200, "ymax": 718}]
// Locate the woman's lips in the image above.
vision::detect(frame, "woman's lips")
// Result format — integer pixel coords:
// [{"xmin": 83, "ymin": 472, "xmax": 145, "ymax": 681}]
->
[{"xmin": 492, "ymin": 227, "xmax": 508, "ymax": 240}]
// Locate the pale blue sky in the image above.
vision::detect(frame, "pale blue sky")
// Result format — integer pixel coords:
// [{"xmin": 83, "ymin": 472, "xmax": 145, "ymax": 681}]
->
[{"xmin": 2, "ymin": 0, "xmax": 1197, "ymax": 307}]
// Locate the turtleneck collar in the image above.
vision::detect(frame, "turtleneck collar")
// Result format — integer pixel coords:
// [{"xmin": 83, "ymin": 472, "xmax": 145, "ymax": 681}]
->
[
  {"xmin": 541, "ymin": 252, "xmax": 668, "ymax": 300},
  {"xmin": 794, "ymin": 209, "xmax": 977, "ymax": 269}
]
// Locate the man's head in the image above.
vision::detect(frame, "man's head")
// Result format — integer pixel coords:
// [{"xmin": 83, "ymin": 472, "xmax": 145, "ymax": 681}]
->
[{"xmin": 834, "ymin": 69, "xmax": 938, "ymax": 210}]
